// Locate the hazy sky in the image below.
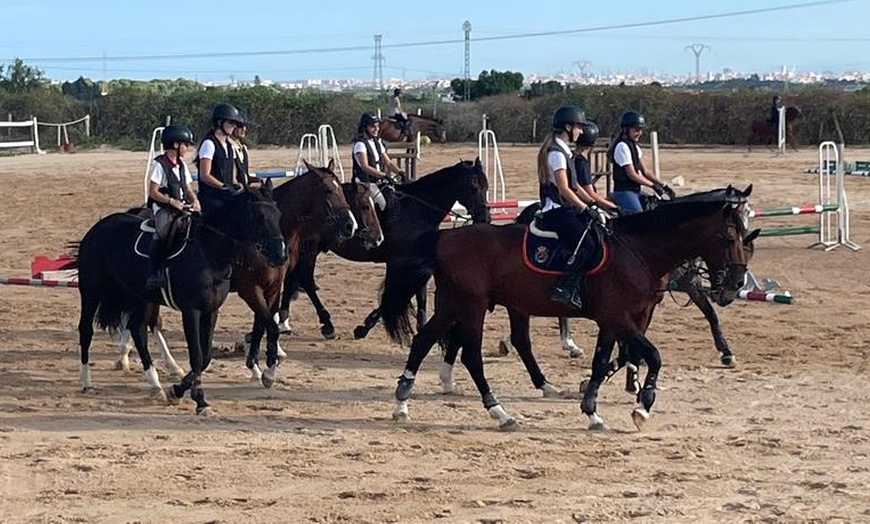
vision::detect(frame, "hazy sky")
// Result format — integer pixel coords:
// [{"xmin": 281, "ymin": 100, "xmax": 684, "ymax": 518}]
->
[{"xmin": 2, "ymin": 0, "xmax": 868, "ymax": 82}]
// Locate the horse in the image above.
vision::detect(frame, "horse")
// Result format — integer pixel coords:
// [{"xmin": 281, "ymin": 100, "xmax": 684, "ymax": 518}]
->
[
  {"xmin": 378, "ymin": 113, "xmax": 446, "ymax": 143},
  {"xmin": 380, "ymin": 186, "xmax": 753, "ymax": 431},
  {"xmin": 68, "ymin": 186, "xmax": 287, "ymax": 415},
  {"xmin": 111, "ymin": 163, "xmax": 361, "ymax": 390},
  {"xmin": 278, "ymin": 159, "xmax": 491, "ymax": 340},
  {"xmin": 446, "ymin": 200, "xmax": 759, "ymax": 400},
  {"xmin": 241, "ymin": 169, "xmax": 382, "ymax": 381},
  {"xmin": 749, "ymin": 106, "xmax": 802, "ymax": 151}
]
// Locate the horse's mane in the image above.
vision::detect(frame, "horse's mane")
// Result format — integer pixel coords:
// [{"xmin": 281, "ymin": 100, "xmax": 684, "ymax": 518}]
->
[
  {"xmin": 398, "ymin": 160, "xmax": 473, "ymax": 197},
  {"xmin": 273, "ymin": 169, "xmax": 327, "ymax": 198},
  {"xmin": 613, "ymin": 188, "xmax": 745, "ymax": 235}
]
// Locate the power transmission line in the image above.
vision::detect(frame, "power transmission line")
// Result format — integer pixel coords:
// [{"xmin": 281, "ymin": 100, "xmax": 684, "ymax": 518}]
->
[{"xmin": 8, "ymin": 0, "xmax": 856, "ymax": 64}]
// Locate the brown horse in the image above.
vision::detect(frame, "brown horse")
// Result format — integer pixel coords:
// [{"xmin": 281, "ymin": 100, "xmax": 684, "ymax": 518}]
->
[
  {"xmin": 749, "ymin": 106, "xmax": 802, "ymax": 151},
  {"xmin": 380, "ymin": 186, "xmax": 753, "ymax": 431},
  {"xmin": 379, "ymin": 114, "xmax": 446, "ymax": 143}
]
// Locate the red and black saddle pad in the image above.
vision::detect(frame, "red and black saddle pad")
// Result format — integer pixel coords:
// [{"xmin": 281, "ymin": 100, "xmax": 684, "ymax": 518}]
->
[{"xmin": 522, "ymin": 225, "xmax": 609, "ymax": 276}]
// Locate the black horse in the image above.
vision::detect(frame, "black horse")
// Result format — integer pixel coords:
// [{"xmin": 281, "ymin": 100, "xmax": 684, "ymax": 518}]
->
[
  {"xmin": 69, "ymin": 187, "xmax": 286, "ymax": 415},
  {"xmin": 279, "ymin": 159, "xmax": 491, "ymax": 339}
]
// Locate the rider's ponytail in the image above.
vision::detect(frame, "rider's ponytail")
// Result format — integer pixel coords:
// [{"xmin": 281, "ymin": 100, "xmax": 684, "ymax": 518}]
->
[{"xmin": 537, "ymin": 134, "xmax": 557, "ymax": 185}]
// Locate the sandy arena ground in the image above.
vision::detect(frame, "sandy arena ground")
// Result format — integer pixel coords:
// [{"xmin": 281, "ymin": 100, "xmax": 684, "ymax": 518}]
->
[{"xmin": 1, "ymin": 142, "xmax": 869, "ymax": 523}]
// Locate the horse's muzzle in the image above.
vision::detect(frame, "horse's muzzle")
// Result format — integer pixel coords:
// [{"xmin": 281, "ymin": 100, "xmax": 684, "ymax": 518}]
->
[{"xmin": 259, "ymin": 237, "xmax": 288, "ymax": 267}]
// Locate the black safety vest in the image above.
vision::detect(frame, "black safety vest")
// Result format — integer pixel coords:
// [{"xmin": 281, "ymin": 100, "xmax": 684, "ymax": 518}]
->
[
  {"xmin": 610, "ymin": 135, "xmax": 643, "ymax": 193},
  {"xmin": 149, "ymin": 154, "xmax": 189, "ymax": 209},
  {"xmin": 352, "ymin": 137, "xmax": 385, "ymax": 183},
  {"xmin": 195, "ymin": 132, "xmax": 235, "ymax": 195},
  {"xmin": 539, "ymin": 143, "xmax": 578, "ymax": 208}
]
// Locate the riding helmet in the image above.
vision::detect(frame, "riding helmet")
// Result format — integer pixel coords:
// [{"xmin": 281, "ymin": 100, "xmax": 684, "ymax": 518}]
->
[
  {"xmin": 211, "ymin": 103, "xmax": 242, "ymax": 127},
  {"xmin": 577, "ymin": 121, "xmax": 599, "ymax": 147},
  {"xmin": 161, "ymin": 124, "xmax": 195, "ymax": 150},
  {"xmin": 359, "ymin": 112, "xmax": 380, "ymax": 128},
  {"xmin": 236, "ymin": 109, "xmax": 249, "ymax": 128},
  {"xmin": 620, "ymin": 110, "xmax": 647, "ymax": 129},
  {"xmin": 393, "ymin": 88, "xmax": 402, "ymax": 97},
  {"xmin": 552, "ymin": 106, "xmax": 588, "ymax": 130}
]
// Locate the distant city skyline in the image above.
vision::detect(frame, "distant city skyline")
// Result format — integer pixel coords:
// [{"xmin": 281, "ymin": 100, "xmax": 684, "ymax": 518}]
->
[{"xmin": 2, "ymin": 0, "xmax": 868, "ymax": 83}]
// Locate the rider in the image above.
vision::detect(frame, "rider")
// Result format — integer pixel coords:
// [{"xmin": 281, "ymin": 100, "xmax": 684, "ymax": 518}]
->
[
  {"xmin": 196, "ymin": 103, "xmax": 243, "ymax": 218},
  {"xmin": 537, "ymin": 105, "xmax": 606, "ymax": 310},
  {"xmin": 392, "ymin": 87, "xmax": 410, "ymax": 137},
  {"xmin": 351, "ymin": 112, "xmax": 404, "ymax": 211},
  {"xmin": 769, "ymin": 94, "xmax": 784, "ymax": 125},
  {"xmin": 229, "ymin": 109, "xmax": 261, "ymax": 189},
  {"xmin": 608, "ymin": 110, "xmax": 673, "ymax": 214},
  {"xmin": 146, "ymin": 124, "xmax": 201, "ymax": 289},
  {"xmin": 574, "ymin": 121, "xmax": 619, "ymax": 212}
]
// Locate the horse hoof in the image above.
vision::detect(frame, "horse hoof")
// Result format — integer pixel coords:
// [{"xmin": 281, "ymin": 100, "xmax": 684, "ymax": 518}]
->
[
  {"xmin": 441, "ymin": 384, "xmax": 461, "ymax": 396},
  {"xmin": 588, "ymin": 421, "xmax": 607, "ymax": 431},
  {"xmin": 541, "ymin": 383, "xmax": 563, "ymax": 399},
  {"xmin": 353, "ymin": 325, "xmax": 369, "ymax": 340},
  {"xmin": 196, "ymin": 406, "xmax": 215, "ymax": 417},
  {"xmin": 149, "ymin": 387, "xmax": 167, "ymax": 403},
  {"xmin": 567, "ymin": 347, "xmax": 584, "ymax": 359},
  {"xmin": 321, "ymin": 326, "xmax": 337, "ymax": 340},
  {"xmin": 392, "ymin": 410, "xmax": 409, "ymax": 422},
  {"xmin": 165, "ymin": 386, "xmax": 181, "ymax": 405},
  {"xmin": 631, "ymin": 407, "xmax": 650, "ymax": 431},
  {"xmin": 278, "ymin": 319, "xmax": 292, "ymax": 334},
  {"xmin": 114, "ymin": 360, "xmax": 129, "ymax": 371},
  {"xmin": 497, "ymin": 339, "xmax": 510, "ymax": 356},
  {"xmin": 499, "ymin": 418, "xmax": 519, "ymax": 431},
  {"xmin": 720, "ymin": 354, "xmax": 736, "ymax": 368},
  {"xmin": 261, "ymin": 369, "xmax": 276, "ymax": 389},
  {"xmin": 81, "ymin": 386, "xmax": 96, "ymax": 395}
]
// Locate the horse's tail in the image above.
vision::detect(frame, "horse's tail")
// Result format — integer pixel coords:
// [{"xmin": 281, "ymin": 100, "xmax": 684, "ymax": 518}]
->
[{"xmin": 380, "ymin": 230, "xmax": 440, "ymax": 345}]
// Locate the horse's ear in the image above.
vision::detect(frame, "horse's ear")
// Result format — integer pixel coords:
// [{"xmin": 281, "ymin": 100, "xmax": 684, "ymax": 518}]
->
[
  {"xmin": 744, "ymin": 228, "xmax": 761, "ymax": 245},
  {"xmin": 327, "ymin": 158, "xmax": 335, "ymax": 172},
  {"xmin": 742, "ymin": 184, "xmax": 753, "ymax": 198},
  {"xmin": 474, "ymin": 157, "xmax": 482, "ymax": 169},
  {"xmin": 263, "ymin": 178, "xmax": 274, "ymax": 199},
  {"xmin": 302, "ymin": 160, "xmax": 312, "ymax": 173},
  {"xmin": 356, "ymin": 182, "xmax": 367, "ymax": 195}
]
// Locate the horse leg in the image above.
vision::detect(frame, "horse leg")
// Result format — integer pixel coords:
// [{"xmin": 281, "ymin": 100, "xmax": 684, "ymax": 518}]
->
[
  {"xmin": 457, "ymin": 307, "xmax": 517, "ymax": 430},
  {"xmin": 127, "ymin": 309, "xmax": 166, "ymax": 402},
  {"xmin": 151, "ymin": 326, "xmax": 184, "ymax": 377},
  {"xmin": 277, "ymin": 263, "xmax": 300, "ymax": 334},
  {"xmin": 580, "ymin": 330, "xmax": 617, "ymax": 430},
  {"xmin": 354, "ymin": 306, "xmax": 381, "ymax": 340},
  {"xmin": 438, "ymin": 325, "xmax": 461, "ymax": 395},
  {"xmin": 78, "ymin": 291, "xmax": 100, "ymax": 393},
  {"xmin": 167, "ymin": 309, "xmax": 210, "ymax": 415},
  {"xmin": 625, "ymin": 333, "xmax": 662, "ymax": 431},
  {"xmin": 415, "ymin": 285, "xmax": 427, "ymax": 332},
  {"xmin": 392, "ymin": 310, "xmax": 448, "ymax": 422},
  {"xmin": 508, "ymin": 310, "xmax": 561, "ymax": 398},
  {"xmin": 246, "ymin": 314, "xmax": 264, "ymax": 382},
  {"xmin": 558, "ymin": 317, "xmax": 584, "ymax": 358},
  {"xmin": 688, "ymin": 286, "xmax": 734, "ymax": 366},
  {"xmin": 113, "ymin": 317, "xmax": 134, "ymax": 371},
  {"xmin": 304, "ymin": 277, "xmax": 336, "ymax": 340}
]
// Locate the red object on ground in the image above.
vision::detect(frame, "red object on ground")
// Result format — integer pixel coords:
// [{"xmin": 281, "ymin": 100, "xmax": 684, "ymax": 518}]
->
[{"xmin": 30, "ymin": 254, "xmax": 76, "ymax": 278}]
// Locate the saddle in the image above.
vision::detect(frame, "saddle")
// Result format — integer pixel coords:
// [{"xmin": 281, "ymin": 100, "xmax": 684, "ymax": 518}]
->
[
  {"xmin": 134, "ymin": 213, "xmax": 193, "ymax": 260},
  {"xmin": 523, "ymin": 213, "xmax": 608, "ymax": 275}
]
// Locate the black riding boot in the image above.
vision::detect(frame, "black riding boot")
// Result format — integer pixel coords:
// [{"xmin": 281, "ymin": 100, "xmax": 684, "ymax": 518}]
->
[
  {"xmin": 146, "ymin": 237, "xmax": 167, "ymax": 290},
  {"xmin": 551, "ymin": 263, "xmax": 587, "ymax": 310}
]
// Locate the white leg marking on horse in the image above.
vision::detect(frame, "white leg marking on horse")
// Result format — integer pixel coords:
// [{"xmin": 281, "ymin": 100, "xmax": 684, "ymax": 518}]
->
[
  {"xmin": 276, "ymin": 341, "xmax": 287, "ymax": 361},
  {"xmin": 249, "ymin": 363, "xmax": 262, "ymax": 381},
  {"xmin": 439, "ymin": 362, "xmax": 456, "ymax": 394},
  {"xmin": 562, "ymin": 337, "xmax": 584, "ymax": 358},
  {"xmin": 144, "ymin": 366, "xmax": 161, "ymax": 389},
  {"xmin": 587, "ymin": 412, "xmax": 607, "ymax": 431},
  {"xmin": 488, "ymin": 405, "xmax": 518, "ymax": 430},
  {"xmin": 153, "ymin": 328, "xmax": 184, "ymax": 376},
  {"xmin": 80, "ymin": 364, "xmax": 93, "ymax": 392},
  {"xmin": 392, "ymin": 400, "xmax": 409, "ymax": 421},
  {"xmin": 402, "ymin": 369, "xmax": 416, "ymax": 380},
  {"xmin": 540, "ymin": 382, "xmax": 563, "ymax": 398}
]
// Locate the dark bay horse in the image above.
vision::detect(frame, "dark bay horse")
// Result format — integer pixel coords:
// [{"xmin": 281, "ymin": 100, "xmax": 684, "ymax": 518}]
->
[
  {"xmin": 70, "ymin": 187, "xmax": 287, "ymax": 415},
  {"xmin": 234, "ymin": 162, "xmax": 365, "ymax": 387},
  {"xmin": 379, "ymin": 114, "xmax": 446, "ymax": 143},
  {"xmin": 380, "ymin": 186, "xmax": 753, "ymax": 431},
  {"xmin": 279, "ymin": 159, "xmax": 491, "ymax": 340},
  {"xmin": 449, "ymin": 201, "xmax": 759, "ymax": 399},
  {"xmin": 749, "ymin": 106, "xmax": 802, "ymax": 151}
]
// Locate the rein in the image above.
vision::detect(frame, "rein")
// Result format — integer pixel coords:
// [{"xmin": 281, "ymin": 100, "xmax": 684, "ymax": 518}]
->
[{"xmin": 392, "ymin": 186, "xmax": 475, "ymax": 223}]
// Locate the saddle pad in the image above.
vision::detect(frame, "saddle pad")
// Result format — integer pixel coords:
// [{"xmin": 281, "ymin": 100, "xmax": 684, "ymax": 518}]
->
[{"xmin": 522, "ymin": 227, "xmax": 609, "ymax": 276}]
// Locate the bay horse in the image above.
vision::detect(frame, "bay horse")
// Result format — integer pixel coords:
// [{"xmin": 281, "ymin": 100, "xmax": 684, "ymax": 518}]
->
[
  {"xmin": 69, "ymin": 187, "xmax": 287, "ymax": 415},
  {"xmin": 379, "ymin": 114, "xmax": 446, "ymax": 143},
  {"xmin": 749, "ymin": 106, "xmax": 802, "ymax": 151},
  {"xmin": 446, "ymin": 200, "xmax": 759, "ymax": 400},
  {"xmin": 380, "ymin": 186, "xmax": 753, "ymax": 431},
  {"xmin": 278, "ymin": 159, "xmax": 491, "ymax": 340}
]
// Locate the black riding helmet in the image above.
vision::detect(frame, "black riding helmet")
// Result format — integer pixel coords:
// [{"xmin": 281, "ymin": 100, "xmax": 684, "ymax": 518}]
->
[
  {"xmin": 359, "ymin": 112, "xmax": 380, "ymax": 128},
  {"xmin": 577, "ymin": 121, "xmax": 599, "ymax": 147},
  {"xmin": 393, "ymin": 88, "xmax": 402, "ymax": 97},
  {"xmin": 552, "ymin": 105, "xmax": 588, "ymax": 131},
  {"xmin": 620, "ymin": 111, "xmax": 647, "ymax": 129},
  {"xmin": 236, "ymin": 109, "xmax": 249, "ymax": 128},
  {"xmin": 212, "ymin": 103, "xmax": 242, "ymax": 127},
  {"xmin": 161, "ymin": 124, "xmax": 195, "ymax": 150}
]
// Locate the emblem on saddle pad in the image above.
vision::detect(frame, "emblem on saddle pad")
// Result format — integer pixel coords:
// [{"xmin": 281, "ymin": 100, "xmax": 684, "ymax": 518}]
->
[{"xmin": 534, "ymin": 245, "xmax": 550, "ymax": 264}]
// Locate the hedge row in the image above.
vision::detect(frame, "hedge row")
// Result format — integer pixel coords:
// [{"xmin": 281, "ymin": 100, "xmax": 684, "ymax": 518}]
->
[{"xmin": 2, "ymin": 84, "xmax": 870, "ymax": 148}]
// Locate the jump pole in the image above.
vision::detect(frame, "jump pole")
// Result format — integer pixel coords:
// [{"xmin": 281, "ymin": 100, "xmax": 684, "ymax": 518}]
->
[{"xmin": 0, "ymin": 276, "xmax": 78, "ymax": 288}]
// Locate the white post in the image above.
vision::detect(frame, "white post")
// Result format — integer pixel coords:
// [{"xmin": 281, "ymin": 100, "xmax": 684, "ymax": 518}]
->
[
  {"xmin": 478, "ymin": 127, "xmax": 505, "ymax": 204},
  {"xmin": 84, "ymin": 115, "xmax": 90, "ymax": 137},
  {"xmin": 650, "ymin": 131, "xmax": 661, "ymax": 180},
  {"xmin": 294, "ymin": 133, "xmax": 320, "ymax": 176},
  {"xmin": 776, "ymin": 106, "xmax": 786, "ymax": 155},
  {"xmin": 31, "ymin": 117, "xmax": 44, "ymax": 154},
  {"xmin": 145, "ymin": 126, "xmax": 164, "ymax": 204},
  {"xmin": 317, "ymin": 124, "xmax": 344, "ymax": 181}
]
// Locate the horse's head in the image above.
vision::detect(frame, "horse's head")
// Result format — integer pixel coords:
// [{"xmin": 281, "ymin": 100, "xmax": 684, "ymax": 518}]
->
[
  {"xmin": 410, "ymin": 114, "xmax": 447, "ymax": 143},
  {"xmin": 456, "ymin": 158, "xmax": 491, "ymax": 223},
  {"xmin": 785, "ymin": 106, "xmax": 803, "ymax": 123},
  {"xmin": 344, "ymin": 181, "xmax": 384, "ymax": 249},
  {"xmin": 223, "ymin": 183, "xmax": 288, "ymax": 268},
  {"xmin": 701, "ymin": 184, "xmax": 758, "ymax": 307},
  {"xmin": 301, "ymin": 159, "xmax": 358, "ymax": 245}
]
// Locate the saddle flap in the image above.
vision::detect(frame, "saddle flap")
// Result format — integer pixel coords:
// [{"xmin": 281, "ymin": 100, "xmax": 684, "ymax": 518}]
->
[
  {"xmin": 529, "ymin": 217, "xmax": 559, "ymax": 239},
  {"xmin": 140, "ymin": 219, "xmax": 156, "ymax": 233}
]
